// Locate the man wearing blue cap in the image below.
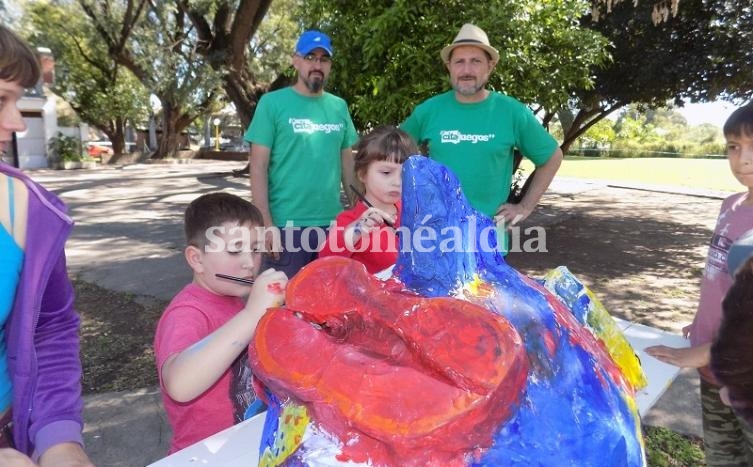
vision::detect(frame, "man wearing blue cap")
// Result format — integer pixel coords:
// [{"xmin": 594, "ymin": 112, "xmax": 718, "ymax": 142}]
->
[{"xmin": 244, "ymin": 30, "xmax": 358, "ymax": 278}]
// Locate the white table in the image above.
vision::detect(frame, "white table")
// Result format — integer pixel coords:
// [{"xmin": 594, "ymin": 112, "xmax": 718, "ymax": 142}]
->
[
  {"xmin": 149, "ymin": 319, "xmax": 688, "ymax": 466},
  {"xmin": 148, "ymin": 412, "xmax": 266, "ymax": 466}
]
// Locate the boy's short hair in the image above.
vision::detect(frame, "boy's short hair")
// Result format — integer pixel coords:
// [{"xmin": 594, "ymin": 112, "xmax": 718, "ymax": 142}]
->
[
  {"xmin": 723, "ymin": 102, "xmax": 753, "ymax": 138},
  {"xmin": 184, "ymin": 192, "xmax": 263, "ymax": 248},
  {"xmin": 353, "ymin": 126, "xmax": 419, "ymax": 178},
  {"xmin": 0, "ymin": 25, "xmax": 41, "ymax": 88}
]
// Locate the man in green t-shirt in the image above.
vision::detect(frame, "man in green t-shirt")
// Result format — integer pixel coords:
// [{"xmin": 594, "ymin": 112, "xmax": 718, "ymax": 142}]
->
[
  {"xmin": 401, "ymin": 23, "xmax": 563, "ymax": 252},
  {"xmin": 245, "ymin": 30, "xmax": 358, "ymax": 277}
]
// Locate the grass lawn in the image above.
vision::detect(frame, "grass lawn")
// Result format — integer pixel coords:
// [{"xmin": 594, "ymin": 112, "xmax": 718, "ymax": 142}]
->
[{"xmin": 521, "ymin": 157, "xmax": 742, "ymax": 193}]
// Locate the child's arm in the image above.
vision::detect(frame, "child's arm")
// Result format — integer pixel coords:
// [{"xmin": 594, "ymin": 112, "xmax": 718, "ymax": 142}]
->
[
  {"xmin": 320, "ymin": 206, "xmax": 396, "ymax": 257},
  {"xmin": 160, "ymin": 268, "xmax": 288, "ymax": 403},
  {"xmin": 645, "ymin": 343, "xmax": 710, "ymax": 368},
  {"xmin": 342, "ymin": 207, "xmax": 397, "ymax": 249}
]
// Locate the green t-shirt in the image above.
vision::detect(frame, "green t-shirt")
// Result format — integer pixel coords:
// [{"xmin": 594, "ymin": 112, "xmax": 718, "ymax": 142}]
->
[
  {"xmin": 244, "ymin": 87, "xmax": 358, "ymax": 227},
  {"xmin": 401, "ymin": 90, "xmax": 558, "ymax": 218}
]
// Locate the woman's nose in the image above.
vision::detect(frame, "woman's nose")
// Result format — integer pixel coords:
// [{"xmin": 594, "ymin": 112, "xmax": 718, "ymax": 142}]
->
[{"xmin": 1, "ymin": 106, "xmax": 27, "ymax": 133}]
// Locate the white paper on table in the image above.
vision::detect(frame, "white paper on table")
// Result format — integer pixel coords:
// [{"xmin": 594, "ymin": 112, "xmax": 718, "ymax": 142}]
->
[{"xmin": 147, "ymin": 412, "xmax": 266, "ymax": 467}]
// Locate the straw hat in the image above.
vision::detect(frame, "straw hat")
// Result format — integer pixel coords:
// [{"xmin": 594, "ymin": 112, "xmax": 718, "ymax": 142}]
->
[{"xmin": 440, "ymin": 23, "xmax": 499, "ymax": 63}]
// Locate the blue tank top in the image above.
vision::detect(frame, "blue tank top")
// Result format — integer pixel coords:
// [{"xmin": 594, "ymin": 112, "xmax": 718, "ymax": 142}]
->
[{"xmin": 0, "ymin": 177, "xmax": 23, "ymax": 411}]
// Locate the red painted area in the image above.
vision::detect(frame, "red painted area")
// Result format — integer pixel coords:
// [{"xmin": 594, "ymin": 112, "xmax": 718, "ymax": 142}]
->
[
  {"xmin": 266, "ymin": 282, "xmax": 284, "ymax": 294},
  {"xmin": 250, "ymin": 257, "xmax": 529, "ymax": 466}
]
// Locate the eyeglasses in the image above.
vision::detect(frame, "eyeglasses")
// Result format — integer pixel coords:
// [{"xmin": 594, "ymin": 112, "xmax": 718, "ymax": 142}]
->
[{"xmin": 299, "ymin": 53, "xmax": 332, "ymax": 64}]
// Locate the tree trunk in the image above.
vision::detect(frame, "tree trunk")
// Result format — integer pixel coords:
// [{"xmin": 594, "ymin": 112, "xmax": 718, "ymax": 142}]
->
[
  {"xmin": 154, "ymin": 101, "xmax": 203, "ymax": 159},
  {"xmin": 222, "ymin": 71, "xmax": 261, "ymax": 129},
  {"xmin": 155, "ymin": 104, "xmax": 183, "ymax": 159},
  {"xmin": 181, "ymin": 0, "xmax": 276, "ymax": 128},
  {"xmin": 559, "ymin": 104, "xmax": 624, "ymax": 154},
  {"xmin": 101, "ymin": 117, "xmax": 127, "ymax": 156}
]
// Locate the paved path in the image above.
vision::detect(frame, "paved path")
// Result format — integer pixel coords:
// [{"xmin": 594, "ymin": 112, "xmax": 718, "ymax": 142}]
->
[{"xmin": 28, "ymin": 160, "xmax": 718, "ymax": 466}]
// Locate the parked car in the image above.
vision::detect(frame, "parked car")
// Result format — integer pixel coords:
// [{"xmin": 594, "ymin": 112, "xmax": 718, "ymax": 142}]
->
[{"xmin": 86, "ymin": 141, "xmax": 114, "ymax": 158}]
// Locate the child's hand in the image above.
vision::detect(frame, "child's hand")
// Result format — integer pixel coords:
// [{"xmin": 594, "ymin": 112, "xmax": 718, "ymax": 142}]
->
[
  {"xmin": 247, "ymin": 268, "xmax": 288, "ymax": 312},
  {"xmin": 681, "ymin": 324, "xmax": 692, "ymax": 339},
  {"xmin": 351, "ymin": 207, "xmax": 396, "ymax": 235},
  {"xmin": 645, "ymin": 344, "xmax": 710, "ymax": 368}
]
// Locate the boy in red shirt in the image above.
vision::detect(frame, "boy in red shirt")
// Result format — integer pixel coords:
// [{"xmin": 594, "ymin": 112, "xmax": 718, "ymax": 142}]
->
[{"xmin": 154, "ymin": 193, "xmax": 287, "ymax": 453}]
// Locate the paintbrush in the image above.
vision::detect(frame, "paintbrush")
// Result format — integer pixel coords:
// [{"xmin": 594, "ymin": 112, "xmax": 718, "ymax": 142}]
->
[
  {"xmin": 215, "ymin": 273, "xmax": 255, "ymax": 285},
  {"xmin": 348, "ymin": 184, "xmax": 396, "ymax": 229}
]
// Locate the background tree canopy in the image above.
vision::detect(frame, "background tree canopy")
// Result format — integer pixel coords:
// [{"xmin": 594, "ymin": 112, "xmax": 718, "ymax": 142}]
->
[
  {"xmin": 18, "ymin": 0, "xmax": 753, "ymax": 157},
  {"xmin": 298, "ymin": 0, "xmax": 751, "ymax": 149},
  {"xmin": 26, "ymin": 1, "xmax": 150, "ymax": 156},
  {"xmin": 560, "ymin": 0, "xmax": 753, "ymax": 151},
  {"xmin": 298, "ymin": 0, "xmax": 610, "ymax": 131}
]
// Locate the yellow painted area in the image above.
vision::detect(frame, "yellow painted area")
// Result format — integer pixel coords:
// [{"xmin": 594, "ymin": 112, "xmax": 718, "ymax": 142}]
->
[
  {"xmin": 465, "ymin": 274, "xmax": 495, "ymax": 297},
  {"xmin": 541, "ymin": 267, "xmax": 648, "ymax": 391},
  {"xmin": 259, "ymin": 403, "xmax": 310, "ymax": 467},
  {"xmin": 582, "ymin": 285, "xmax": 648, "ymax": 390}
]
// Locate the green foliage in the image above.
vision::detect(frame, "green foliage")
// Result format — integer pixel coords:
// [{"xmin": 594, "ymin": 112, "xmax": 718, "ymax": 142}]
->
[
  {"xmin": 24, "ymin": 1, "xmax": 150, "ymax": 153},
  {"xmin": 23, "ymin": 0, "xmax": 750, "ymax": 159},
  {"xmin": 615, "ymin": 114, "xmax": 659, "ymax": 144},
  {"xmin": 580, "ymin": 117, "xmax": 616, "ymax": 147},
  {"xmin": 71, "ymin": 0, "xmax": 224, "ymax": 157},
  {"xmin": 294, "ymin": 0, "xmax": 609, "ymax": 130},
  {"xmin": 173, "ymin": 0, "xmax": 292, "ymax": 128},
  {"xmin": 134, "ymin": 3, "xmax": 222, "ymax": 110},
  {"xmin": 562, "ymin": 0, "xmax": 753, "ymax": 150},
  {"xmin": 250, "ymin": 0, "xmax": 301, "ymax": 84},
  {"xmin": 48, "ymin": 132, "xmax": 84, "ymax": 162},
  {"xmin": 569, "ymin": 105, "xmax": 726, "ymax": 158},
  {"xmin": 643, "ymin": 425, "xmax": 705, "ymax": 467}
]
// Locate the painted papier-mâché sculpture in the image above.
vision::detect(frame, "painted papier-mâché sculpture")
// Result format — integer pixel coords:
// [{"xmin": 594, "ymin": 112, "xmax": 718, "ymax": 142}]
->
[{"xmin": 249, "ymin": 156, "xmax": 647, "ymax": 466}]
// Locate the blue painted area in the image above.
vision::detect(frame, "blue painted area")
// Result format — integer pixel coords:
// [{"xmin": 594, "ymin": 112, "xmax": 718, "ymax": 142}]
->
[
  {"xmin": 398, "ymin": 156, "xmax": 644, "ymax": 467},
  {"xmin": 244, "ymin": 398, "xmax": 267, "ymax": 420},
  {"xmin": 258, "ymin": 390, "xmax": 283, "ymax": 461},
  {"xmin": 544, "ymin": 269, "xmax": 594, "ymax": 326}
]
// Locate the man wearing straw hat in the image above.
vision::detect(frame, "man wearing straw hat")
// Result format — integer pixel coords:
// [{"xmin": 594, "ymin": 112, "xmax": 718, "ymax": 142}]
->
[{"xmin": 401, "ymin": 23, "xmax": 563, "ymax": 251}]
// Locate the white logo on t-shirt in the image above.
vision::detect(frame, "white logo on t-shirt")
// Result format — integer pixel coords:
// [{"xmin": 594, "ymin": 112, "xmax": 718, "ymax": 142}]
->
[
  {"xmin": 705, "ymin": 233, "xmax": 732, "ymax": 280},
  {"xmin": 439, "ymin": 130, "xmax": 495, "ymax": 144},
  {"xmin": 289, "ymin": 118, "xmax": 344, "ymax": 134}
]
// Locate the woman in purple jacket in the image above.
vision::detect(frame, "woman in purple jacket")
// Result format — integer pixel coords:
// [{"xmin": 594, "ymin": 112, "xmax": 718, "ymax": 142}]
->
[{"xmin": 0, "ymin": 25, "xmax": 93, "ymax": 466}]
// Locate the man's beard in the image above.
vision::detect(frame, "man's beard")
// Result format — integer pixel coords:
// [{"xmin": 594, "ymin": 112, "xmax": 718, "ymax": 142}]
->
[
  {"xmin": 304, "ymin": 73, "xmax": 326, "ymax": 93},
  {"xmin": 452, "ymin": 76, "xmax": 486, "ymax": 97}
]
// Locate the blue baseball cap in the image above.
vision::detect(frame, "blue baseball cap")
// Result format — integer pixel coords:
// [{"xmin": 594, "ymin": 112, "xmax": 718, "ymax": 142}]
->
[
  {"xmin": 727, "ymin": 229, "xmax": 753, "ymax": 277},
  {"xmin": 296, "ymin": 30, "xmax": 333, "ymax": 56}
]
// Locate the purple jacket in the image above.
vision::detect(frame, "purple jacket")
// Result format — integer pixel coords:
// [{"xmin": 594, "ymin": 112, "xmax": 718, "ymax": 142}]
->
[{"xmin": 1, "ymin": 164, "xmax": 84, "ymax": 457}]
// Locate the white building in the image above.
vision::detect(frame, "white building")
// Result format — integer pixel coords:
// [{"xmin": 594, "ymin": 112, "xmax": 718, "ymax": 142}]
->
[{"xmin": 4, "ymin": 47, "xmax": 58, "ymax": 169}]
